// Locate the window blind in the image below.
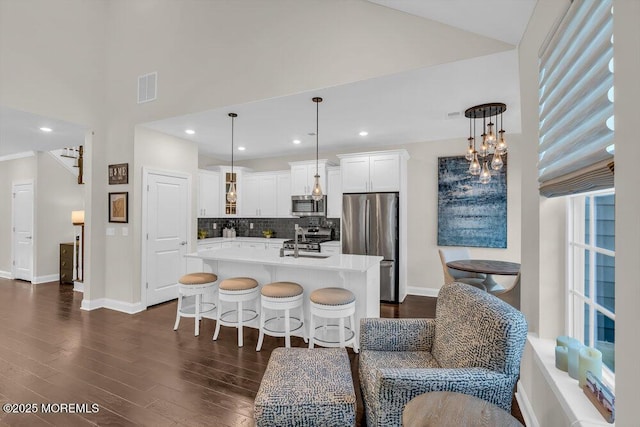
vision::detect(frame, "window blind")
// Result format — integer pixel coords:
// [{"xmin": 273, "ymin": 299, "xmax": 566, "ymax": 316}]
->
[{"xmin": 538, "ymin": 0, "xmax": 614, "ymax": 198}]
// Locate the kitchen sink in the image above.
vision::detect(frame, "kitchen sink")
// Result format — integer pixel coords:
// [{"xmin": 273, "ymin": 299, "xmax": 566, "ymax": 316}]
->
[{"xmin": 284, "ymin": 254, "xmax": 331, "ymax": 259}]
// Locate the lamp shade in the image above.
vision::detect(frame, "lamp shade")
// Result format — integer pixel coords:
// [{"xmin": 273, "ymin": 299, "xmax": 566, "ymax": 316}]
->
[{"xmin": 72, "ymin": 210, "xmax": 85, "ymax": 225}]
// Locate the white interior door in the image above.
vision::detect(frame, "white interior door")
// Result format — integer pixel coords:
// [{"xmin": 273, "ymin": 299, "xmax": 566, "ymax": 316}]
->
[
  {"xmin": 144, "ymin": 171, "xmax": 189, "ymax": 306},
  {"xmin": 12, "ymin": 182, "xmax": 34, "ymax": 281}
]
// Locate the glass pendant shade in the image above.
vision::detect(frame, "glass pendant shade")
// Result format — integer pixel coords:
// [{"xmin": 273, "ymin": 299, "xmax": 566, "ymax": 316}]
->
[
  {"xmin": 479, "ymin": 137, "xmax": 489, "ymax": 157},
  {"xmin": 311, "ymin": 175, "xmax": 323, "ymax": 201},
  {"xmin": 479, "ymin": 161, "xmax": 491, "ymax": 184},
  {"xmin": 465, "ymin": 138, "xmax": 474, "ymax": 161},
  {"xmin": 491, "ymin": 152, "xmax": 503, "ymax": 170},
  {"xmin": 226, "ymin": 181, "xmax": 237, "ymax": 203},
  {"xmin": 486, "ymin": 122, "xmax": 496, "ymax": 144},
  {"xmin": 496, "ymin": 131, "xmax": 508, "ymax": 154},
  {"xmin": 469, "ymin": 153, "xmax": 481, "ymax": 175}
]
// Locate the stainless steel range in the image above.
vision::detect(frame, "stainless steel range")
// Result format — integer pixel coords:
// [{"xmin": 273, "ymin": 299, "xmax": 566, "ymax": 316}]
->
[{"xmin": 282, "ymin": 226, "xmax": 333, "ymax": 253}]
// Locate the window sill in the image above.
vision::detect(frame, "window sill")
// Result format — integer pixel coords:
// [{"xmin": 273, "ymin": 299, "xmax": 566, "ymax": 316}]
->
[{"xmin": 527, "ymin": 334, "xmax": 613, "ymax": 426}]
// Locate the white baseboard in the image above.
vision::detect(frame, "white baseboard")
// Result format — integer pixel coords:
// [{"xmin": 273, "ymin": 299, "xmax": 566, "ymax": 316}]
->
[
  {"xmin": 32, "ymin": 274, "xmax": 59, "ymax": 284},
  {"xmin": 0, "ymin": 270, "xmax": 12, "ymax": 279},
  {"xmin": 73, "ymin": 281, "xmax": 84, "ymax": 292},
  {"xmin": 81, "ymin": 298, "xmax": 145, "ymax": 314},
  {"xmin": 516, "ymin": 380, "xmax": 540, "ymax": 427},
  {"xmin": 407, "ymin": 286, "xmax": 439, "ymax": 297}
]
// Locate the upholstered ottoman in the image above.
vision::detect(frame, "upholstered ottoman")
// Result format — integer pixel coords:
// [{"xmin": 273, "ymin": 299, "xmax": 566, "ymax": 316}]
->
[{"xmin": 254, "ymin": 347, "xmax": 356, "ymax": 426}]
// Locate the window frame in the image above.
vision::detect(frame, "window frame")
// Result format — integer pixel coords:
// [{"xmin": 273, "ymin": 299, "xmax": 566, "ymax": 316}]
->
[{"xmin": 567, "ymin": 188, "xmax": 615, "ymax": 387}]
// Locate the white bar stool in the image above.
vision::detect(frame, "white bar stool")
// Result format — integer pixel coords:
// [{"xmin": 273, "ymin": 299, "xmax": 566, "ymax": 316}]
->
[
  {"xmin": 309, "ymin": 287, "xmax": 359, "ymax": 353},
  {"xmin": 213, "ymin": 277, "xmax": 259, "ymax": 347},
  {"xmin": 174, "ymin": 272, "xmax": 218, "ymax": 336},
  {"xmin": 256, "ymin": 281, "xmax": 307, "ymax": 351}
]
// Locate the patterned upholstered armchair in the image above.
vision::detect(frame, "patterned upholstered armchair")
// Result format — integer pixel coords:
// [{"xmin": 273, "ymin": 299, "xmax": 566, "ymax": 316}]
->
[{"xmin": 358, "ymin": 282, "xmax": 527, "ymax": 427}]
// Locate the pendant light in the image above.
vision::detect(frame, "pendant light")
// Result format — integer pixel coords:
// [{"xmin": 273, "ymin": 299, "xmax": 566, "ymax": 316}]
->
[
  {"xmin": 311, "ymin": 97, "xmax": 323, "ymax": 201},
  {"xmin": 226, "ymin": 113, "xmax": 238, "ymax": 203},
  {"xmin": 463, "ymin": 103, "xmax": 507, "ymax": 183}
]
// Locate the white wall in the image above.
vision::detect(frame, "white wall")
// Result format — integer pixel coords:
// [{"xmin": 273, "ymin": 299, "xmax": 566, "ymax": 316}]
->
[
  {"xmin": 234, "ymin": 135, "xmax": 522, "ymax": 294},
  {"xmin": 131, "ymin": 126, "xmax": 199, "ymax": 304},
  {"xmin": 35, "ymin": 153, "xmax": 84, "ymax": 280},
  {"xmin": 611, "ymin": 0, "xmax": 640, "ymax": 423},
  {"xmin": 0, "ymin": 154, "xmax": 83, "ymax": 280},
  {"xmin": 0, "ymin": 156, "xmax": 37, "ymax": 274}
]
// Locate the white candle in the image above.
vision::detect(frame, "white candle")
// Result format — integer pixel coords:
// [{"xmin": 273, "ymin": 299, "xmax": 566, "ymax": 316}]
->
[
  {"xmin": 567, "ymin": 339, "xmax": 583, "ymax": 380},
  {"xmin": 555, "ymin": 346, "xmax": 568, "ymax": 371},
  {"xmin": 578, "ymin": 347, "xmax": 603, "ymax": 388}
]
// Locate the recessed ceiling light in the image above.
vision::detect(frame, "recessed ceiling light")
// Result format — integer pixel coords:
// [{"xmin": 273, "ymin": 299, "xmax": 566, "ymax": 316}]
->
[
  {"xmin": 40, "ymin": 127, "xmax": 52, "ymax": 132},
  {"xmin": 185, "ymin": 129, "xmax": 195, "ymax": 135},
  {"xmin": 293, "ymin": 139, "xmax": 301, "ymax": 145},
  {"xmin": 359, "ymin": 131, "xmax": 368, "ymax": 137},
  {"xmin": 238, "ymin": 146, "xmax": 246, "ymax": 151}
]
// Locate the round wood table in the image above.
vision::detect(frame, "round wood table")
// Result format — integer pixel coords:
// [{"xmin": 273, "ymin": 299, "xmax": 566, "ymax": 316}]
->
[
  {"xmin": 402, "ymin": 391, "xmax": 523, "ymax": 427},
  {"xmin": 446, "ymin": 259, "xmax": 520, "ymax": 292}
]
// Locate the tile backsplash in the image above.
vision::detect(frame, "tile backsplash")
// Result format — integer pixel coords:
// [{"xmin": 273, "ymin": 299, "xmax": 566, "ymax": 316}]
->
[{"xmin": 198, "ymin": 217, "xmax": 340, "ymax": 240}]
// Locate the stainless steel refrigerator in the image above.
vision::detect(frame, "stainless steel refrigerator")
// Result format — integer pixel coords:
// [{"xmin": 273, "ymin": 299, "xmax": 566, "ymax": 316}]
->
[{"xmin": 342, "ymin": 193, "xmax": 399, "ymax": 303}]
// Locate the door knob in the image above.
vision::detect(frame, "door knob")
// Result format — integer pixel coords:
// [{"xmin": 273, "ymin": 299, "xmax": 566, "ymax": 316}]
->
[
  {"xmin": 180, "ymin": 241, "xmax": 187, "ymax": 246},
  {"xmin": 25, "ymin": 236, "xmax": 32, "ymax": 240}
]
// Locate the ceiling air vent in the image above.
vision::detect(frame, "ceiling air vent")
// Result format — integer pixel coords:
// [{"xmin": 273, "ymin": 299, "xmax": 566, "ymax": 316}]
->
[
  {"xmin": 445, "ymin": 111, "xmax": 461, "ymax": 119},
  {"xmin": 137, "ymin": 72, "xmax": 157, "ymax": 104}
]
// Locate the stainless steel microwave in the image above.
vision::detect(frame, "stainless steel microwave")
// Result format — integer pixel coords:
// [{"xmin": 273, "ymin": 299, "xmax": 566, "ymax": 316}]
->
[{"xmin": 291, "ymin": 195, "xmax": 327, "ymax": 217}]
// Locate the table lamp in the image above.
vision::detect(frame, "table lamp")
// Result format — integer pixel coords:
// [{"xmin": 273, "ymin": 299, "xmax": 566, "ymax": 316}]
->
[{"xmin": 71, "ymin": 210, "xmax": 85, "ymax": 282}]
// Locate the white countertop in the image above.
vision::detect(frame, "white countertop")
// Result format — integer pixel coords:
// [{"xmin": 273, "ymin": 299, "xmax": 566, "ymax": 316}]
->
[
  {"xmin": 197, "ymin": 237, "xmax": 288, "ymax": 244},
  {"xmin": 186, "ymin": 247, "xmax": 380, "ymax": 272},
  {"xmin": 197, "ymin": 237, "xmax": 341, "ymax": 245}
]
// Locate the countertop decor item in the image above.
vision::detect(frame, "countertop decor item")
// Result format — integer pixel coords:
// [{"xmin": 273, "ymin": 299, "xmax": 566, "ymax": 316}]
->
[
  {"xmin": 262, "ymin": 229, "xmax": 274, "ymax": 238},
  {"xmin": 463, "ymin": 103, "xmax": 507, "ymax": 184}
]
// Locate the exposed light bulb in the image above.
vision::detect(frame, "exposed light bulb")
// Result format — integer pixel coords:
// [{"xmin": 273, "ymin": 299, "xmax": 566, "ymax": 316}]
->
[
  {"xmin": 479, "ymin": 161, "xmax": 492, "ymax": 184},
  {"xmin": 491, "ymin": 153, "xmax": 503, "ymax": 170},
  {"xmin": 226, "ymin": 182, "xmax": 237, "ymax": 203},
  {"xmin": 486, "ymin": 122, "xmax": 496, "ymax": 144},
  {"xmin": 495, "ymin": 131, "xmax": 508, "ymax": 154},
  {"xmin": 311, "ymin": 175, "xmax": 323, "ymax": 201},
  {"xmin": 465, "ymin": 137, "xmax": 474, "ymax": 161},
  {"xmin": 479, "ymin": 137, "xmax": 489, "ymax": 158},
  {"xmin": 469, "ymin": 153, "xmax": 481, "ymax": 176}
]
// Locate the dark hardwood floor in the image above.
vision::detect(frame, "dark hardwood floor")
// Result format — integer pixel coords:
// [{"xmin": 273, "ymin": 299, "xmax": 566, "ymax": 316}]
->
[{"xmin": 0, "ymin": 278, "xmax": 522, "ymax": 426}]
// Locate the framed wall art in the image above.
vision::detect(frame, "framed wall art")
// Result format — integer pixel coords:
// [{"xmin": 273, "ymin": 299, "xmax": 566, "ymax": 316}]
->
[
  {"xmin": 108, "ymin": 163, "xmax": 129, "ymax": 185},
  {"xmin": 108, "ymin": 192, "xmax": 128, "ymax": 223},
  {"xmin": 437, "ymin": 155, "xmax": 508, "ymax": 248}
]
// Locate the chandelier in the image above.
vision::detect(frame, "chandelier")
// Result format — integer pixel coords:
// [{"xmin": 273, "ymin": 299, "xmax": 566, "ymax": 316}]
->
[{"xmin": 464, "ymin": 103, "xmax": 508, "ymax": 184}]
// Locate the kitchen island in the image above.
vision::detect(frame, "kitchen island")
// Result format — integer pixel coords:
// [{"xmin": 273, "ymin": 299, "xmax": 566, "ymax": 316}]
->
[{"xmin": 185, "ymin": 247, "xmax": 382, "ymax": 339}]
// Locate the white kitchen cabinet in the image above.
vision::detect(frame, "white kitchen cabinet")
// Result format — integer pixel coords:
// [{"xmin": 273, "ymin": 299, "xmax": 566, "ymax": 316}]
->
[
  {"xmin": 289, "ymin": 160, "xmax": 329, "ymax": 196},
  {"xmin": 338, "ymin": 151, "xmax": 404, "ymax": 193},
  {"xmin": 221, "ymin": 241, "xmax": 241, "ymax": 248},
  {"xmin": 327, "ymin": 166, "xmax": 342, "ymax": 218},
  {"xmin": 242, "ymin": 173, "xmax": 277, "ymax": 217},
  {"xmin": 198, "ymin": 170, "xmax": 220, "ymax": 217},
  {"xmin": 268, "ymin": 242, "xmax": 283, "ymax": 250},
  {"xmin": 241, "ymin": 241, "xmax": 266, "ymax": 249},
  {"xmin": 276, "ymin": 171, "xmax": 292, "ymax": 217},
  {"xmin": 197, "ymin": 241, "xmax": 222, "ymax": 251}
]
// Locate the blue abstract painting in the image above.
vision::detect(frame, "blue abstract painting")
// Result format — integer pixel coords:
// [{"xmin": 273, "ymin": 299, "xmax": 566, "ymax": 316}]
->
[{"xmin": 437, "ymin": 155, "xmax": 507, "ymax": 248}]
